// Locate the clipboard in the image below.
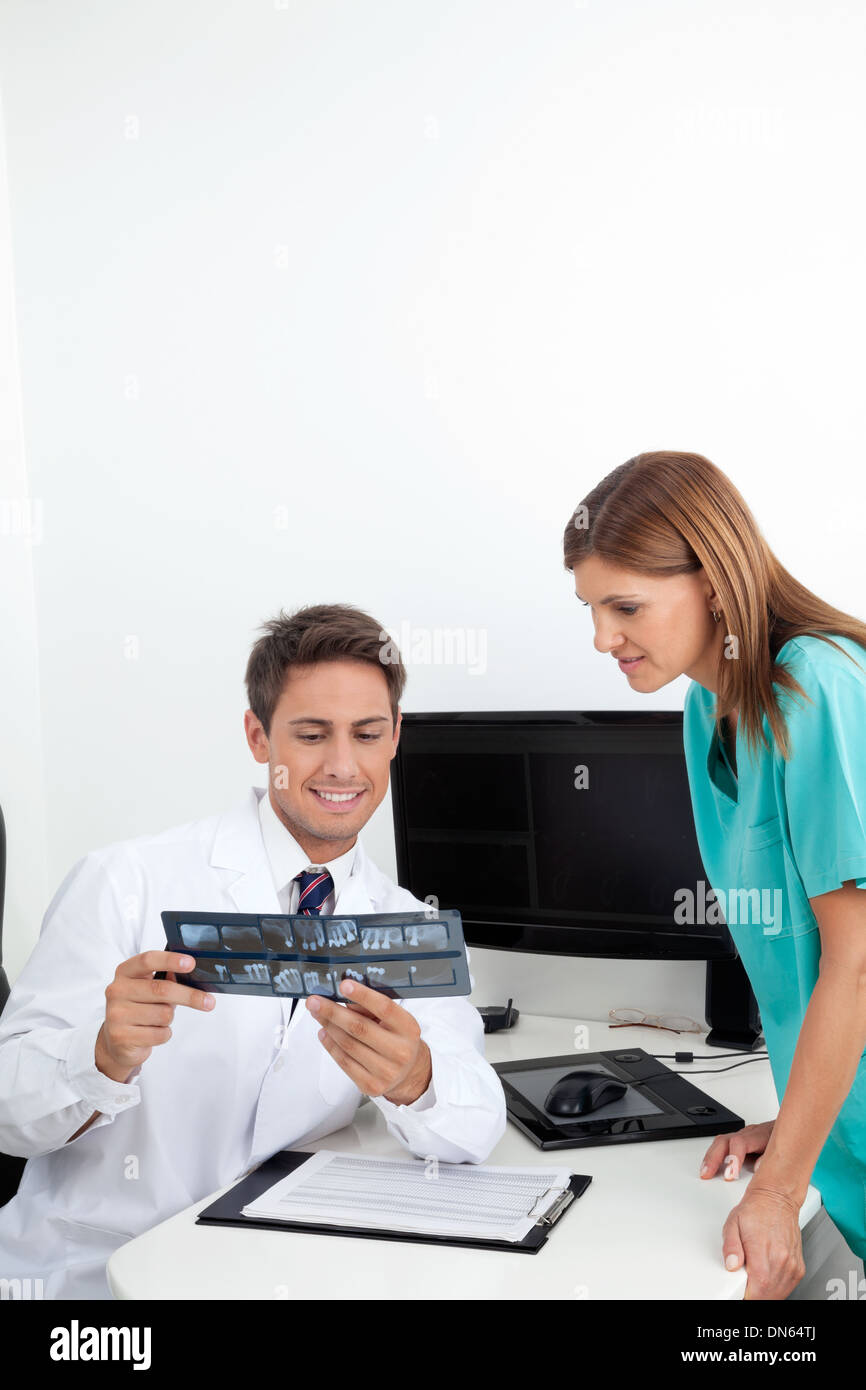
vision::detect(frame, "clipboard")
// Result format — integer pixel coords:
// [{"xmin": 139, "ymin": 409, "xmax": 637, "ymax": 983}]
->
[{"xmin": 196, "ymin": 1149, "xmax": 592, "ymax": 1254}]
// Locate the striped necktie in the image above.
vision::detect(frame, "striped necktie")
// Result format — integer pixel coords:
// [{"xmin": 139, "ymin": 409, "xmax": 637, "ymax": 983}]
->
[
  {"xmin": 294, "ymin": 867, "xmax": 335, "ymax": 917},
  {"xmin": 286, "ymin": 867, "xmax": 334, "ymax": 1021}
]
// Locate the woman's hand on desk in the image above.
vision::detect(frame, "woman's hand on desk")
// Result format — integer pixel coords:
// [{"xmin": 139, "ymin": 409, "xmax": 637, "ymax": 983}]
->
[
  {"xmin": 699, "ymin": 1120, "xmax": 806, "ymax": 1299},
  {"xmin": 721, "ymin": 1188, "xmax": 805, "ymax": 1301},
  {"xmin": 699, "ymin": 1120, "xmax": 775, "ymax": 1184}
]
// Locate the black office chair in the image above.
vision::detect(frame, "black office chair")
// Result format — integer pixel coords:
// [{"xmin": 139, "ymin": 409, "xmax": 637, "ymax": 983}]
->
[{"xmin": 0, "ymin": 804, "xmax": 28, "ymax": 1206}]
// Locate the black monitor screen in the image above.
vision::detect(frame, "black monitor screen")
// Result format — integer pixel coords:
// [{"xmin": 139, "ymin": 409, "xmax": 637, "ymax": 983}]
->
[{"xmin": 391, "ymin": 712, "xmax": 734, "ymax": 961}]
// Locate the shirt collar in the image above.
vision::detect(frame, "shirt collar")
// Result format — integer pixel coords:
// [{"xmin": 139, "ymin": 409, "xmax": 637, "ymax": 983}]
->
[{"xmin": 257, "ymin": 787, "xmax": 358, "ymax": 905}]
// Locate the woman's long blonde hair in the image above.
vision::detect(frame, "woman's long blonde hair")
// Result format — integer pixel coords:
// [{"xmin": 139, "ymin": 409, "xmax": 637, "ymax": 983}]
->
[{"xmin": 562, "ymin": 451, "xmax": 866, "ymax": 762}]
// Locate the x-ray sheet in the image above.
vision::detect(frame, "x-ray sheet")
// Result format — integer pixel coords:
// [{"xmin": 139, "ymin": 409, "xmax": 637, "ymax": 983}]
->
[{"xmin": 161, "ymin": 909, "xmax": 470, "ymax": 1000}]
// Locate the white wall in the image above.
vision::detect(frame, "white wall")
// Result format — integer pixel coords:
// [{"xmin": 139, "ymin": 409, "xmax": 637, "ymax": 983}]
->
[
  {"xmin": 1, "ymin": 0, "xmax": 864, "ymax": 1019},
  {"xmin": 0, "ymin": 85, "xmax": 48, "ymax": 987}
]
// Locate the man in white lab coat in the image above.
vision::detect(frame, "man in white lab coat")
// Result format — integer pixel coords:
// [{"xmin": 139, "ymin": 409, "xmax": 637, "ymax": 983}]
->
[{"xmin": 0, "ymin": 603, "xmax": 507, "ymax": 1299}]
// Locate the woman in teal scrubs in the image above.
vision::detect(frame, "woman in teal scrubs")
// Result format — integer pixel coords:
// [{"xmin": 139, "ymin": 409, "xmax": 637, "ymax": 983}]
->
[{"xmin": 563, "ymin": 450, "xmax": 866, "ymax": 1300}]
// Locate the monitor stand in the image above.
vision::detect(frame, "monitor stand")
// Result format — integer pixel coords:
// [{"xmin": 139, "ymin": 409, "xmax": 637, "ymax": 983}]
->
[{"xmin": 705, "ymin": 955, "xmax": 764, "ymax": 1050}]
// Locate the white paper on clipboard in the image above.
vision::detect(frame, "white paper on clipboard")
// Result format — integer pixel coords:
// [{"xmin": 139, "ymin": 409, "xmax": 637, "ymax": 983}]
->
[{"xmin": 241, "ymin": 1150, "xmax": 574, "ymax": 1242}]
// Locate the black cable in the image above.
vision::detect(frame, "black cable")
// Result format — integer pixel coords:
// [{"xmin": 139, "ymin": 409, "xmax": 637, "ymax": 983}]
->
[
  {"xmin": 622, "ymin": 1055, "xmax": 769, "ymax": 1090},
  {"xmin": 652, "ymin": 1049, "xmax": 767, "ymax": 1061}
]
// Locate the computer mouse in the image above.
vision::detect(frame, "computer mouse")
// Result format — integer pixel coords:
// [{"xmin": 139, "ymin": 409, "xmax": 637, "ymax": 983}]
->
[{"xmin": 544, "ymin": 1069, "xmax": 629, "ymax": 1116}]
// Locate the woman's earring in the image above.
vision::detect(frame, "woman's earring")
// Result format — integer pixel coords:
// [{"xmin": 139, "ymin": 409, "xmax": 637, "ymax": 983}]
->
[{"xmin": 712, "ymin": 610, "xmax": 721, "ymax": 623}]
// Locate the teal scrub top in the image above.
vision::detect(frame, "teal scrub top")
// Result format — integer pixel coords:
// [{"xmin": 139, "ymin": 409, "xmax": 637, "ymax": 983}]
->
[{"xmin": 682, "ymin": 632, "xmax": 866, "ymax": 1259}]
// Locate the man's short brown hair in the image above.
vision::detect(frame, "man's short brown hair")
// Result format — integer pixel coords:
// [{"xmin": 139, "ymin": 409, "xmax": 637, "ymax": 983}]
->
[{"xmin": 245, "ymin": 603, "xmax": 407, "ymax": 737}]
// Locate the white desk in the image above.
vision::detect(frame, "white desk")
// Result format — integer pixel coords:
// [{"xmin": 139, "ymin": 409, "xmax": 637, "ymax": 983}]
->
[{"xmin": 107, "ymin": 1014, "xmax": 822, "ymax": 1300}]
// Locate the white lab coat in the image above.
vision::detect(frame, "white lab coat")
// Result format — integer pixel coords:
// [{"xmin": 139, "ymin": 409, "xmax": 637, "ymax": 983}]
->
[{"xmin": 0, "ymin": 786, "xmax": 506, "ymax": 1299}]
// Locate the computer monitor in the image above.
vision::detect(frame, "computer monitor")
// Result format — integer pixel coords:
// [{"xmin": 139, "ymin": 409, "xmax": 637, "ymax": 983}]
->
[{"xmin": 390, "ymin": 710, "xmax": 736, "ymax": 962}]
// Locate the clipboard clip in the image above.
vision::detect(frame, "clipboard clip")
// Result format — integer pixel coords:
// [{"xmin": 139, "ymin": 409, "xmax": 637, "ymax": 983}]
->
[{"xmin": 527, "ymin": 1184, "xmax": 575, "ymax": 1226}]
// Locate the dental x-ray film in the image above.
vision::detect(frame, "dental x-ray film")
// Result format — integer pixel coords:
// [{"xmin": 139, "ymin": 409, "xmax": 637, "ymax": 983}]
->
[{"xmin": 161, "ymin": 909, "xmax": 470, "ymax": 1000}]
